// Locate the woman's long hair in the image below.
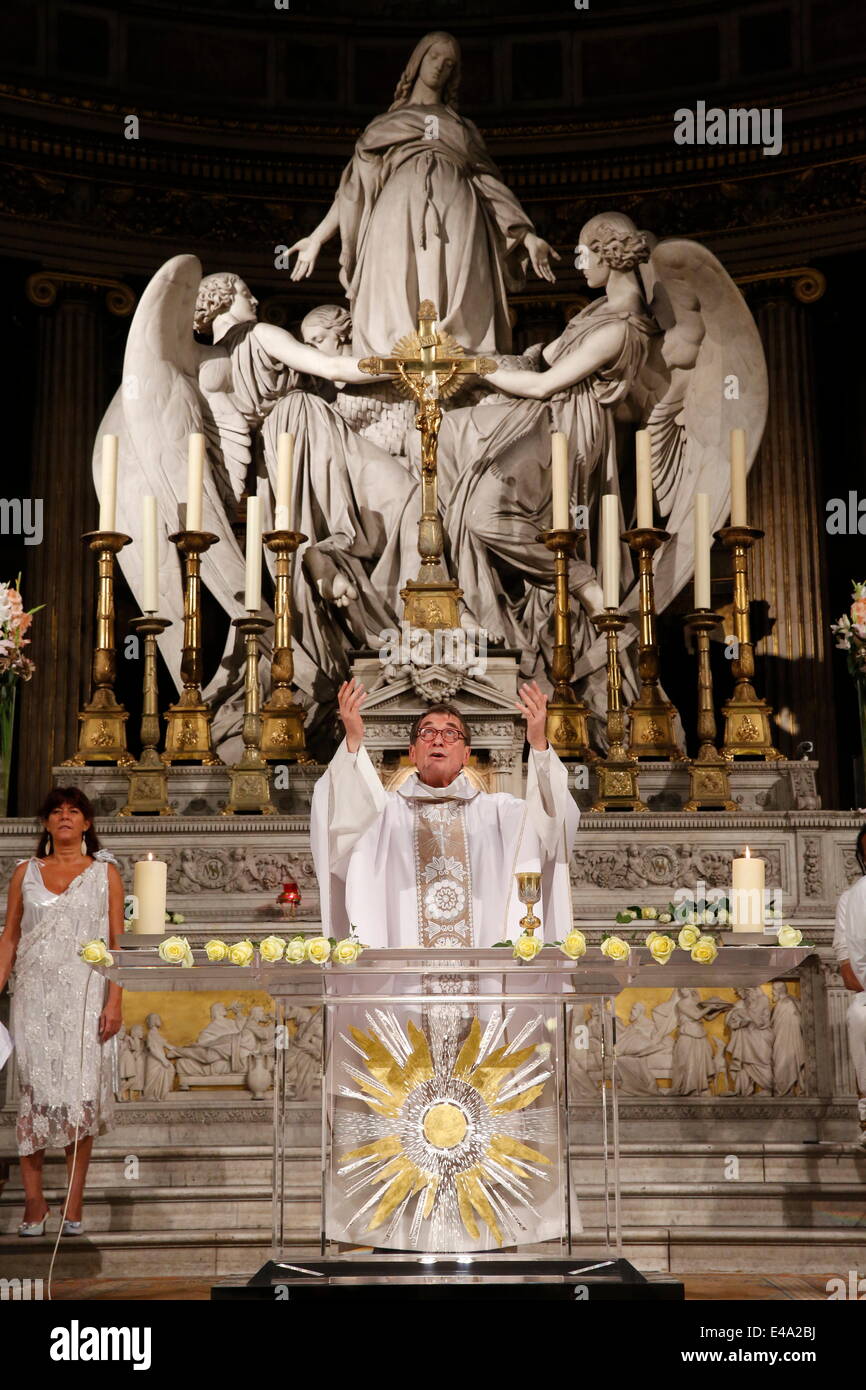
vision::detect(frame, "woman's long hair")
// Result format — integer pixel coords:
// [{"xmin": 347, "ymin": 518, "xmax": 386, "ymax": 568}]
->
[
  {"xmin": 389, "ymin": 32, "xmax": 461, "ymax": 112},
  {"xmin": 35, "ymin": 786, "xmax": 101, "ymax": 858}
]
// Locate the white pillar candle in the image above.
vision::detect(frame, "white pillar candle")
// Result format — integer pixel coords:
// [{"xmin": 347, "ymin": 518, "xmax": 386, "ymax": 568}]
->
[
  {"xmin": 99, "ymin": 435, "xmax": 118, "ymax": 532},
  {"xmin": 731, "ymin": 846, "xmax": 765, "ymax": 931},
  {"xmin": 142, "ymin": 496, "xmax": 159, "ymax": 613},
  {"xmin": 694, "ymin": 492, "xmax": 711, "ymax": 610},
  {"xmin": 186, "ymin": 434, "xmax": 205, "ymax": 532},
  {"xmin": 551, "ymin": 432, "xmax": 570, "ymax": 530},
  {"xmin": 132, "ymin": 853, "xmax": 167, "ymax": 935},
  {"xmin": 635, "ymin": 429, "xmax": 653, "ymax": 529},
  {"xmin": 244, "ymin": 495, "xmax": 262, "ymax": 611},
  {"xmin": 601, "ymin": 493, "xmax": 620, "ymax": 609},
  {"xmin": 730, "ymin": 428, "xmax": 747, "ymax": 527},
  {"xmin": 276, "ymin": 433, "xmax": 293, "ymax": 532}
]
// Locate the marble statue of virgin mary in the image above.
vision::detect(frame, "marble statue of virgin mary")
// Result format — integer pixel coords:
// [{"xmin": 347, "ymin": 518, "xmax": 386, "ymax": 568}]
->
[{"xmin": 287, "ymin": 31, "xmax": 559, "ymax": 356}]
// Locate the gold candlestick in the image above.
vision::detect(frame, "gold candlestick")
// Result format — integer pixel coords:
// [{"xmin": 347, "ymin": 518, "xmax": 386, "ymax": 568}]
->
[
  {"xmin": 221, "ymin": 613, "xmax": 275, "ymax": 816},
  {"xmin": 120, "ymin": 615, "xmax": 174, "ymax": 816},
  {"xmin": 516, "ymin": 871, "xmax": 542, "ymax": 935},
  {"xmin": 261, "ymin": 529, "xmax": 308, "ymax": 762},
  {"xmin": 590, "ymin": 608, "xmax": 647, "ymax": 812},
  {"xmin": 538, "ymin": 528, "xmax": 595, "ymax": 761},
  {"xmin": 682, "ymin": 609, "xmax": 736, "ymax": 812},
  {"xmin": 622, "ymin": 526, "xmax": 684, "ymax": 761},
  {"xmin": 65, "ymin": 530, "xmax": 135, "ymax": 766},
  {"xmin": 162, "ymin": 530, "xmax": 222, "ymax": 765},
  {"xmin": 715, "ymin": 525, "xmax": 782, "ymax": 760}
]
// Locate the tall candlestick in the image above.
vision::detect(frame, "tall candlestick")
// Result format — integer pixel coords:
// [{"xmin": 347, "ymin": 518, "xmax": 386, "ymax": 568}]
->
[
  {"xmin": 142, "ymin": 496, "xmax": 159, "ymax": 613},
  {"xmin": 551, "ymin": 432, "xmax": 570, "ymax": 531},
  {"xmin": 276, "ymin": 433, "xmax": 293, "ymax": 532},
  {"xmin": 186, "ymin": 434, "xmax": 205, "ymax": 532},
  {"xmin": 730, "ymin": 428, "xmax": 747, "ymax": 528},
  {"xmin": 635, "ymin": 430, "xmax": 653, "ymax": 530},
  {"xmin": 132, "ymin": 853, "xmax": 167, "ymax": 934},
  {"xmin": 601, "ymin": 493, "xmax": 620, "ymax": 609},
  {"xmin": 731, "ymin": 845, "xmax": 765, "ymax": 931},
  {"xmin": 99, "ymin": 435, "xmax": 118, "ymax": 532},
  {"xmin": 244, "ymin": 495, "xmax": 262, "ymax": 611},
  {"xmin": 694, "ymin": 492, "xmax": 711, "ymax": 610}
]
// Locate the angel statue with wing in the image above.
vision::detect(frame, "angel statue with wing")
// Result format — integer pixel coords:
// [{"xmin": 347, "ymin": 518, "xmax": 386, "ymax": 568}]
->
[
  {"xmin": 92, "ymin": 255, "xmax": 419, "ymax": 755},
  {"xmin": 434, "ymin": 210, "xmax": 767, "ymax": 740}
]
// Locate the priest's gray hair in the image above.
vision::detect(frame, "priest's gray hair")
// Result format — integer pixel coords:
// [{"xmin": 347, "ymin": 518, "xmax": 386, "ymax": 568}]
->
[{"xmin": 410, "ymin": 703, "xmax": 471, "ymax": 746}]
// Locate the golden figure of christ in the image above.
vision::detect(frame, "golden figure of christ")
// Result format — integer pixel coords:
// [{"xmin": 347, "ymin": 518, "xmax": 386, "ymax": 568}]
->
[{"xmin": 359, "ymin": 300, "xmax": 496, "ymax": 630}]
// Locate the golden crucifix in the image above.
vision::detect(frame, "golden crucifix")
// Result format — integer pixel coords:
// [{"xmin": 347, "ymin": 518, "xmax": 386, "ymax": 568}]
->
[{"xmin": 359, "ymin": 300, "xmax": 496, "ymax": 630}]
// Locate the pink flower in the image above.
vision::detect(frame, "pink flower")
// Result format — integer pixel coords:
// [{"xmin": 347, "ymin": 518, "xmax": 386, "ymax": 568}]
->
[{"xmin": 852, "ymin": 598, "xmax": 866, "ymax": 628}]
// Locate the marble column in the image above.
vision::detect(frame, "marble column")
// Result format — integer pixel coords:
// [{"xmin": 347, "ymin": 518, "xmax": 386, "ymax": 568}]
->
[
  {"xmin": 745, "ymin": 274, "xmax": 838, "ymax": 806},
  {"xmin": 15, "ymin": 273, "xmax": 134, "ymax": 813}
]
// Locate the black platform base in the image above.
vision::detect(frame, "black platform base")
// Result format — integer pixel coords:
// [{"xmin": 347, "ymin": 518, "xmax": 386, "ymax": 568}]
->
[{"xmin": 212, "ymin": 1255, "xmax": 685, "ymax": 1300}]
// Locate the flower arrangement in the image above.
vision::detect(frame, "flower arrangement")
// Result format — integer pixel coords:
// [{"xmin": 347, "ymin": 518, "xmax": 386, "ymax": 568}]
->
[
  {"xmin": 493, "ymin": 927, "xmax": 589, "ymax": 963},
  {"xmin": 832, "ymin": 580, "xmax": 866, "ymax": 798},
  {"xmin": 201, "ymin": 932, "xmax": 366, "ymax": 965},
  {"xmin": 0, "ymin": 577, "xmax": 40, "ymax": 815}
]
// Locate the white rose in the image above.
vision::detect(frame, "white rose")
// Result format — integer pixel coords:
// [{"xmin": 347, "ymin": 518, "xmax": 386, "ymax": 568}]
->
[
  {"xmin": 259, "ymin": 935, "xmax": 287, "ymax": 963},
  {"xmin": 513, "ymin": 934, "xmax": 543, "ymax": 962},
  {"xmin": 285, "ymin": 938, "xmax": 307, "ymax": 964}
]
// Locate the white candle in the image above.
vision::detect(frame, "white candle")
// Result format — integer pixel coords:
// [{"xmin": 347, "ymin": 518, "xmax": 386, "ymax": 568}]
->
[
  {"xmin": 635, "ymin": 429, "xmax": 653, "ymax": 529},
  {"xmin": 601, "ymin": 493, "xmax": 620, "ymax": 609},
  {"xmin": 99, "ymin": 435, "xmax": 118, "ymax": 532},
  {"xmin": 694, "ymin": 492, "xmax": 711, "ymax": 610},
  {"xmin": 142, "ymin": 496, "xmax": 159, "ymax": 613},
  {"xmin": 551, "ymin": 432, "xmax": 570, "ymax": 530},
  {"xmin": 132, "ymin": 853, "xmax": 167, "ymax": 935},
  {"xmin": 730, "ymin": 428, "xmax": 747, "ymax": 527},
  {"xmin": 186, "ymin": 434, "xmax": 205, "ymax": 532},
  {"xmin": 731, "ymin": 846, "xmax": 765, "ymax": 931},
  {"xmin": 245, "ymin": 495, "xmax": 262, "ymax": 611},
  {"xmin": 276, "ymin": 433, "xmax": 293, "ymax": 532}
]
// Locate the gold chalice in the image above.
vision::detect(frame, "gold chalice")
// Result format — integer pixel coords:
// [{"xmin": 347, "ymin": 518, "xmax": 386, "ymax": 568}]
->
[{"xmin": 516, "ymin": 872, "xmax": 542, "ymax": 935}]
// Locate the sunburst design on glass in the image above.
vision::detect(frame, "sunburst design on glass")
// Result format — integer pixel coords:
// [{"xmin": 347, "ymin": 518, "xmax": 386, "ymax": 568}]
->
[{"xmin": 335, "ymin": 1009, "xmax": 556, "ymax": 1249}]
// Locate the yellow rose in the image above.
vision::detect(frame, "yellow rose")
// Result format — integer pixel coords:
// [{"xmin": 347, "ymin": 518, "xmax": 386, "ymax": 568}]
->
[
  {"xmin": 513, "ymin": 934, "xmax": 543, "ymax": 963},
  {"xmin": 677, "ymin": 924, "xmax": 701, "ymax": 950},
  {"xmin": 80, "ymin": 939, "xmax": 112, "ymax": 966},
  {"xmin": 158, "ymin": 935, "xmax": 193, "ymax": 967},
  {"xmin": 777, "ymin": 925, "xmax": 803, "ymax": 948},
  {"xmin": 285, "ymin": 938, "xmax": 307, "ymax": 964},
  {"xmin": 600, "ymin": 935, "xmax": 630, "ymax": 962},
  {"xmin": 204, "ymin": 939, "xmax": 228, "ymax": 962},
  {"xmin": 305, "ymin": 936, "xmax": 332, "ymax": 964},
  {"xmin": 228, "ymin": 939, "xmax": 255, "ymax": 966},
  {"xmin": 690, "ymin": 934, "xmax": 719, "ymax": 965},
  {"xmin": 560, "ymin": 930, "xmax": 587, "ymax": 960},
  {"xmin": 644, "ymin": 930, "xmax": 664, "ymax": 949},
  {"xmin": 259, "ymin": 935, "xmax": 287, "ymax": 963},
  {"xmin": 641, "ymin": 906, "xmax": 658, "ymax": 920},
  {"xmin": 332, "ymin": 937, "xmax": 363, "ymax": 964},
  {"xmin": 648, "ymin": 934, "xmax": 675, "ymax": 964}
]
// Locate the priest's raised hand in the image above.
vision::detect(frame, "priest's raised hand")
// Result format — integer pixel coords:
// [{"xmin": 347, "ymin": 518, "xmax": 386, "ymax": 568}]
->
[
  {"xmin": 516, "ymin": 680, "xmax": 550, "ymax": 751},
  {"xmin": 337, "ymin": 678, "xmax": 367, "ymax": 753}
]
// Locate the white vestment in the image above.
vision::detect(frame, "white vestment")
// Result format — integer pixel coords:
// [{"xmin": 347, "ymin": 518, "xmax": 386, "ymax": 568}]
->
[
  {"xmin": 310, "ymin": 740, "xmax": 579, "ymax": 946},
  {"xmin": 837, "ymin": 878, "xmax": 866, "ymax": 1097}
]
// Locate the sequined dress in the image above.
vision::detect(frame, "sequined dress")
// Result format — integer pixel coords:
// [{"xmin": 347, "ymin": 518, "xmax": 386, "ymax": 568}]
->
[{"xmin": 11, "ymin": 854, "xmax": 116, "ymax": 1156}]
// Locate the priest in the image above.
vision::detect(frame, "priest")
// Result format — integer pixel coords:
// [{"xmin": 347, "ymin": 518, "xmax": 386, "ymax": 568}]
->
[{"xmin": 310, "ymin": 678, "xmax": 579, "ymax": 947}]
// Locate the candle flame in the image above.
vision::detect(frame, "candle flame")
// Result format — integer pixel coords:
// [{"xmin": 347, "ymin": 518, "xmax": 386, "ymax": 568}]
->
[
  {"xmin": 744, "ymin": 846, "xmax": 751, "ymax": 858},
  {"xmin": 147, "ymin": 852, "xmax": 154, "ymax": 860}
]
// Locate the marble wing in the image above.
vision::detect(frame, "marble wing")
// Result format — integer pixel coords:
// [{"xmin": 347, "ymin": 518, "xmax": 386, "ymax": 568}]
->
[{"xmin": 637, "ymin": 239, "xmax": 768, "ymax": 614}]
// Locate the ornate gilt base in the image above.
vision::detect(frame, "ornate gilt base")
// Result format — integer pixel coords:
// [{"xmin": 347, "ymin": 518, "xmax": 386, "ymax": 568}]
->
[
  {"xmin": 65, "ymin": 690, "xmax": 134, "ymax": 766},
  {"xmin": 627, "ymin": 698, "xmax": 685, "ymax": 761},
  {"xmin": 401, "ymin": 570, "xmax": 463, "ymax": 631},
  {"xmin": 684, "ymin": 753, "xmax": 737, "ymax": 812},
  {"xmin": 590, "ymin": 759, "xmax": 648, "ymax": 813},
  {"xmin": 545, "ymin": 699, "xmax": 596, "ymax": 762},
  {"xmin": 260, "ymin": 691, "xmax": 307, "ymax": 762},
  {"xmin": 162, "ymin": 694, "xmax": 222, "ymax": 765},
  {"xmin": 721, "ymin": 691, "xmax": 784, "ymax": 760},
  {"xmin": 221, "ymin": 757, "xmax": 276, "ymax": 817},
  {"xmin": 119, "ymin": 748, "xmax": 175, "ymax": 816}
]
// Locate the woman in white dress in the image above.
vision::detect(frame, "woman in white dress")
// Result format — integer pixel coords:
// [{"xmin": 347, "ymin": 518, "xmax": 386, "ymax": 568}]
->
[{"xmin": 0, "ymin": 786, "xmax": 124, "ymax": 1236}]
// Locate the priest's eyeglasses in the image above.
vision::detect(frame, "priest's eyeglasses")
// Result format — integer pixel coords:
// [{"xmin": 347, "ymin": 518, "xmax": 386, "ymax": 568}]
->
[{"xmin": 415, "ymin": 726, "xmax": 466, "ymax": 744}]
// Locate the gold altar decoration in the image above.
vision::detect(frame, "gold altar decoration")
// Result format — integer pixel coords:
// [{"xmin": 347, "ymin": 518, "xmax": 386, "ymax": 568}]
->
[
  {"xmin": 221, "ymin": 613, "xmax": 275, "ymax": 816},
  {"xmin": 683, "ymin": 608, "xmax": 736, "ymax": 811},
  {"xmin": 590, "ymin": 608, "xmax": 647, "ymax": 812},
  {"xmin": 539, "ymin": 527, "xmax": 594, "ymax": 760},
  {"xmin": 716, "ymin": 525, "xmax": 783, "ymax": 760},
  {"xmin": 65, "ymin": 529, "xmax": 135, "ymax": 767},
  {"xmin": 622, "ymin": 526, "xmax": 684, "ymax": 761},
  {"xmin": 359, "ymin": 301, "xmax": 496, "ymax": 631},
  {"xmin": 336, "ymin": 1012, "xmax": 555, "ymax": 1248},
  {"xmin": 120, "ymin": 614, "xmax": 174, "ymax": 815},
  {"xmin": 260, "ymin": 528, "xmax": 308, "ymax": 762},
  {"xmin": 162, "ymin": 529, "xmax": 222, "ymax": 765}
]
